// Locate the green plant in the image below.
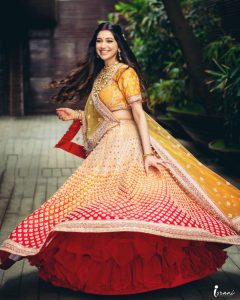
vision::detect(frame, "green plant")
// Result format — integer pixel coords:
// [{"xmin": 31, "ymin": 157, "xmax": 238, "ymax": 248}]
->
[
  {"xmin": 184, "ymin": 0, "xmax": 222, "ymax": 45},
  {"xmin": 148, "ymin": 78, "xmax": 186, "ymax": 113},
  {"xmin": 206, "ymin": 58, "xmax": 240, "ymax": 146},
  {"xmin": 204, "ymin": 35, "xmax": 239, "ymax": 67},
  {"xmin": 110, "ymin": 0, "xmax": 181, "ymax": 83}
]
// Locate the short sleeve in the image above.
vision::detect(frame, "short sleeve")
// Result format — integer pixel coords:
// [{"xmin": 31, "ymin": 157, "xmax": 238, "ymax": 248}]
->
[{"xmin": 117, "ymin": 67, "xmax": 143, "ymax": 105}]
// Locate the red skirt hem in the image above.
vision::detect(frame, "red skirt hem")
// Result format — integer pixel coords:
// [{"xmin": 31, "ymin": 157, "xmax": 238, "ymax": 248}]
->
[{"xmin": 27, "ymin": 231, "xmax": 227, "ymax": 295}]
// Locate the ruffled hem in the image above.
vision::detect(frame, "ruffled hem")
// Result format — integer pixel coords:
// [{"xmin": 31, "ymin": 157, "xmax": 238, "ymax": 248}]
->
[{"xmin": 27, "ymin": 231, "xmax": 227, "ymax": 295}]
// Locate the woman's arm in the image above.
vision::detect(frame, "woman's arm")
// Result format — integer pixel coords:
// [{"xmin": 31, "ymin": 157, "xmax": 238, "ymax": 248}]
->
[
  {"xmin": 131, "ymin": 101, "xmax": 169, "ymax": 175},
  {"xmin": 131, "ymin": 102, "xmax": 152, "ymax": 155},
  {"xmin": 118, "ymin": 66, "xmax": 169, "ymax": 175},
  {"xmin": 56, "ymin": 108, "xmax": 82, "ymax": 121}
]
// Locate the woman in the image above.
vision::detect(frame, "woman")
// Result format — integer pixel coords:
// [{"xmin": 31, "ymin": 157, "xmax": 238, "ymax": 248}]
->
[{"xmin": 0, "ymin": 22, "xmax": 240, "ymax": 295}]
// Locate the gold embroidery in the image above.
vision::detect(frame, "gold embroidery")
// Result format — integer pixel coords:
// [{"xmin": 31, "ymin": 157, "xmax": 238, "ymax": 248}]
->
[
  {"xmin": 150, "ymin": 136, "xmax": 234, "ymax": 230},
  {"xmin": 127, "ymin": 94, "xmax": 143, "ymax": 104},
  {"xmin": 1, "ymin": 218, "xmax": 240, "ymax": 257},
  {"xmin": 85, "ymin": 93, "xmax": 120, "ymax": 152}
]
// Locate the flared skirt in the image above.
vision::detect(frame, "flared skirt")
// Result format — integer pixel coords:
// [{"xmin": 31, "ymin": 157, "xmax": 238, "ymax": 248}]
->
[{"xmin": 0, "ymin": 120, "xmax": 239, "ymax": 295}]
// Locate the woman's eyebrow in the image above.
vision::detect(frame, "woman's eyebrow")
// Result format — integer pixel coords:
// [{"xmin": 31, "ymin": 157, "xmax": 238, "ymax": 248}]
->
[{"xmin": 96, "ymin": 37, "xmax": 114, "ymax": 40}]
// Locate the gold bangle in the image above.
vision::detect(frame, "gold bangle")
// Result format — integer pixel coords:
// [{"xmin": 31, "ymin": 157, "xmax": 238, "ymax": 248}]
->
[
  {"xmin": 74, "ymin": 110, "xmax": 82, "ymax": 120},
  {"xmin": 74, "ymin": 110, "xmax": 77, "ymax": 120},
  {"xmin": 143, "ymin": 152, "xmax": 154, "ymax": 159}
]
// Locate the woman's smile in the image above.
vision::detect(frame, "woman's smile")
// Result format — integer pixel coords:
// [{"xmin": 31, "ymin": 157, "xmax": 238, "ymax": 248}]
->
[{"xmin": 100, "ymin": 50, "xmax": 110, "ymax": 54}]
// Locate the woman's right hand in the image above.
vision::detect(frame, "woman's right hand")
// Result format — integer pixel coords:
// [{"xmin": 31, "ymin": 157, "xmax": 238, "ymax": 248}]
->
[{"xmin": 56, "ymin": 108, "xmax": 76, "ymax": 121}]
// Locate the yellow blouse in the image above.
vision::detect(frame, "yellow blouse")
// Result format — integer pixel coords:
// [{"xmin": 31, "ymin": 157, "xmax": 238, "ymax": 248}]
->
[{"xmin": 98, "ymin": 64, "xmax": 143, "ymax": 112}]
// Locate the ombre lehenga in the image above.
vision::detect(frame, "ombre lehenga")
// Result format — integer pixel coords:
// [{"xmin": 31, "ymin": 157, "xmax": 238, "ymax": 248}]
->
[{"xmin": 1, "ymin": 63, "xmax": 240, "ymax": 295}]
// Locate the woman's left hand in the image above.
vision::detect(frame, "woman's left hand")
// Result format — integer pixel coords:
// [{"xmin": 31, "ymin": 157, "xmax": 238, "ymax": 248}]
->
[{"xmin": 144, "ymin": 155, "xmax": 170, "ymax": 176}]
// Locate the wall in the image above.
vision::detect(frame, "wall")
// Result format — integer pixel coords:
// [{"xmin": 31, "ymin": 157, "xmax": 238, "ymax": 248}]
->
[{"xmin": 27, "ymin": 0, "xmax": 117, "ymax": 114}]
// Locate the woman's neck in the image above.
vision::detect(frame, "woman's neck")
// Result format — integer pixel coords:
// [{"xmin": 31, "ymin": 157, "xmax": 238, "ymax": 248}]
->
[{"xmin": 104, "ymin": 58, "xmax": 119, "ymax": 68}]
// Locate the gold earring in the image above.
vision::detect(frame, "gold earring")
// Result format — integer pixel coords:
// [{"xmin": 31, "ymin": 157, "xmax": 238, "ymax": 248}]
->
[{"xmin": 118, "ymin": 49, "xmax": 122, "ymax": 61}]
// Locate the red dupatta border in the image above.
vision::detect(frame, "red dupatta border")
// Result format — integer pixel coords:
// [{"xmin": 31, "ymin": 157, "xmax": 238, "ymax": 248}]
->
[{"xmin": 54, "ymin": 120, "xmax": 87, "ymax": 159}]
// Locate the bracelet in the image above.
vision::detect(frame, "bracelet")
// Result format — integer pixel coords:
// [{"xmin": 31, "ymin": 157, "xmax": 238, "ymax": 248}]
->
[
  {"xmin": 143, "ymin": 152, "xmax": 154, "ymax": 159},
  {"xmin": 74, "ymin": 110, "xmax": 82, "ymax": 120}
]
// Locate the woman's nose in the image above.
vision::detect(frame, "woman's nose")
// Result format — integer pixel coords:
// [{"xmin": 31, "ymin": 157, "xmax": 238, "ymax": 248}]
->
[{"xmin": 100, "ymin": 41, "xmax": 108, "ymax": 48}]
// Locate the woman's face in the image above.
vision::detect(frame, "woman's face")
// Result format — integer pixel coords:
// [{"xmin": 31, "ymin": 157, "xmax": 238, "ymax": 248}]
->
[{"xmin": 96, "ymin": 30, "xmax": 119, "ymax": 62}]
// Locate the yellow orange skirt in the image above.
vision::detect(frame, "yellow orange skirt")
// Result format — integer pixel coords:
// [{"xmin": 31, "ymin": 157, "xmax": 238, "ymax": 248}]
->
[{"xmin": 0, "ymin": 120, "xmax": 239, "ymax": 295}]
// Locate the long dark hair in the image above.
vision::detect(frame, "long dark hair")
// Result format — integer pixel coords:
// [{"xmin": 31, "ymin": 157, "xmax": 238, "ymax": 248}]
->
[{"xmin": 50, "ymin": 22, "xmax": 148, "ymax": 105}]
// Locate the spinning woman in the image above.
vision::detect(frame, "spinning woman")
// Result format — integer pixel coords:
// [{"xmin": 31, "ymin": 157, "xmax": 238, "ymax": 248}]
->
[{"xmin": 1, "ymin": 22, "xmax": 240, "ymax": 295}]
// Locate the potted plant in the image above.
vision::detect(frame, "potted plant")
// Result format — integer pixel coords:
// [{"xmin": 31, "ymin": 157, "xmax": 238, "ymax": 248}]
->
[{"xmin": 206, "ymin": 55, "xmax": 240, "ymax": 171}]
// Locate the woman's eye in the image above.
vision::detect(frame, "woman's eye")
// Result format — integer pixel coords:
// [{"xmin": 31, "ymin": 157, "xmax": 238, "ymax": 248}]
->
[{"xmin": 96, "ymin": 40, "xmax": 113, "ymax": 43}]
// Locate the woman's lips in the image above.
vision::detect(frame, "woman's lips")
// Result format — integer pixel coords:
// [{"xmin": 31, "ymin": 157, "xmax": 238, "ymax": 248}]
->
[{"xmin": 100, "ymin": 51, "xmax": 110, "ymax": 55}]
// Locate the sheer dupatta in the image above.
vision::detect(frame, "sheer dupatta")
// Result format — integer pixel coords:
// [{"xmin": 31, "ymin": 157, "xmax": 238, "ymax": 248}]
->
[{"xmin": 54, "ymin": 91, "xmax": 120, "ymax": 158}]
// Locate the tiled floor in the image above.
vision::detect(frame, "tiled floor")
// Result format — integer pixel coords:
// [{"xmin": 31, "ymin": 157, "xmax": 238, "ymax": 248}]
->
[{"xmin": 0, "ymin": 115, "xmax": 240, "ymax": 300}]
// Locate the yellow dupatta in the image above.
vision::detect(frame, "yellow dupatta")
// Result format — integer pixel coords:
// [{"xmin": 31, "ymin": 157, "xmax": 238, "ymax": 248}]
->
[{"xmin": 82, "ymin": 89, "xmax": 240, "ymax": 234}]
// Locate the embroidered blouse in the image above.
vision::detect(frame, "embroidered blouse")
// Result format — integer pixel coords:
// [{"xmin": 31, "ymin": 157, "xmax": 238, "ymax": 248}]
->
[{"xmin": 98, "ymin": 64, "xmax": 143, "ymax": 112}]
